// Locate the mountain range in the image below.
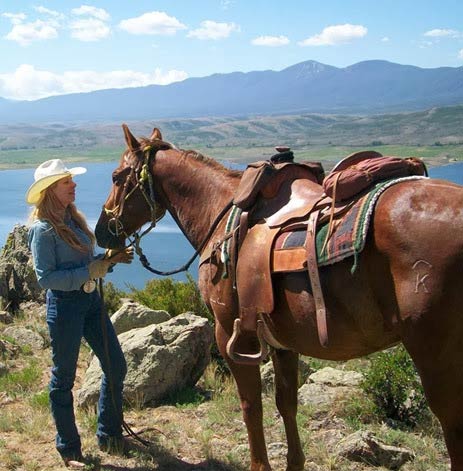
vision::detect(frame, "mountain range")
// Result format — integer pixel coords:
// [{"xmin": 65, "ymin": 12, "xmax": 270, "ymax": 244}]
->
[{"xmin": 1, "ymin": 60, "xmax": 463, "ymax": 123}]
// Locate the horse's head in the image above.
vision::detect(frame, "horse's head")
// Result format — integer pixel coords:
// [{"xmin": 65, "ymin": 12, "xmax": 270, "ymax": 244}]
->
[{"xmin": 95, "ymin": 124, "xmax": 170, "ymax": 249}]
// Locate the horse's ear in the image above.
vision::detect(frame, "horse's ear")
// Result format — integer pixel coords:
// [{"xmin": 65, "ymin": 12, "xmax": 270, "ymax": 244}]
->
[
  {"xmin": 150, "ymin": 128, "xmax": 163, "ymax": 141},
  {"xmin": 122, "ymin": 123, "xmax": 140, "ymax": 151}
]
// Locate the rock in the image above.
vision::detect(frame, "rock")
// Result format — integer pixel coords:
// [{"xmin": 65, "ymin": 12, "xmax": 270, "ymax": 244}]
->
[
  {"xmin": 309, "ymin": 366, "xmax": 363, "ymax": 387},
  {"xmin": 0, "ymin": 225, "xmax": 44, "ymax": 312},
  {"xmin": 0, "ymin": 310, "xmax": 13, "ymax": 324},
  {"xmin": 2, "ymin": 326, "xmax": 46, "ymax": 350},
  {"xmin": 0, "ymin": 362, "xmax": 8, "ymax": 376},
  {"xmin": 298, "ymin": 366, "xmax": 364, "ymax": 407},
  {"xmin": 298, "ymin": 382, "xmax": 354, "ymax": 406},
  {"xmin": 18, "ymin": 301, "xmax": 46, "ymax": 319},
  {"xmin": 260, "ymin": 357, "xmax": 313, "ymax": 393},
  {"xmin": 77, "ymin": 313, "xmax": 214, "ymax": 408},
  {"xmin": 0, "ymin": 337, "xmax": 21, "ymax": 359},
  {"xmin": 335, "ymin": 430, "xmax": 415, "ymax": 469},
  {"xmin": 110, "ymin": 300, "xmax": 171, "ymax": 334},
  {"xmin": 267, "ymin": 442, "xmax": 287, "ymax": 459}
]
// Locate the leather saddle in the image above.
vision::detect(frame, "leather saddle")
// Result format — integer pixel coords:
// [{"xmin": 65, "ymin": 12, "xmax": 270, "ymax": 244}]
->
[
  {"xmin": 230, "ymin": 151, "xmax": 389, "ymax": 351},
  {"xmin": 212, "ymin": 150, "xmax": 427, "ymax": 361},
  {"xmin": 232, "ymin": 159, "xmax": 333, "ymax": 349}
]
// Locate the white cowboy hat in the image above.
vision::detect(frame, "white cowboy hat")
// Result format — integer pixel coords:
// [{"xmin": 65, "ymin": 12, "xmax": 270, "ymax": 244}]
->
[{"xmin": 25, "ymin": 159, "xmax": 87, "ymax": 205}]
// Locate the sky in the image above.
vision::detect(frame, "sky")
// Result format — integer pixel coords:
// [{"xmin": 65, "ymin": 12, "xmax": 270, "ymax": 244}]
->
[{"xmin": 0, "ymin": 0, "xmax": 462, "ymax": 101}]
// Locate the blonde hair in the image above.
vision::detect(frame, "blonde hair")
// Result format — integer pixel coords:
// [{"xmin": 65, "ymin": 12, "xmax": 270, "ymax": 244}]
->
[{"xmin": 30, "ymin": 183, "xmax": 95, "ymax": 253}]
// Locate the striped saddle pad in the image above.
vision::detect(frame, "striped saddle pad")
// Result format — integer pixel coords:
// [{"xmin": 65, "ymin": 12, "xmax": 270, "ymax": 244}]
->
[{"xmin": 272, "ymin": 176, "xmax": 426, "ymax": 272}]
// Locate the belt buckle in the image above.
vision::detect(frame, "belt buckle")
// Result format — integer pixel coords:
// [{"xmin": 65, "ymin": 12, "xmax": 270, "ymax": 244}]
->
[{"xmin": 82, "ymin": 279, "xmax": 96, "ymax": 293}]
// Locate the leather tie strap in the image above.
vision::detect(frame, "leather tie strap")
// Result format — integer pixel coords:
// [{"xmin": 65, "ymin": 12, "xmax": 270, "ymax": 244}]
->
[{"xmin": 305, "ymin": 210, "xmax": 328, "ymax": 347}]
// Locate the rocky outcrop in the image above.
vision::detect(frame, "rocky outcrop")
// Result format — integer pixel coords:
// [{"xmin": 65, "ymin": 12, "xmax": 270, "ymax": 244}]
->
[
  {"xmin": 335, "ymin": 430, "xmax": 415, "ymax": 469},
  {"xmin": 77, "ymin": 312, "xmax": 213, "ymax": 408},
  {"xmin": 260, "ymin": 357, "xmax": 313, "ymax": 393},
  {"xmin": 0, "ymin": 225, "xmax": 44, "ymax": 312},
  {"xmin": 110, "ymin": 299, "xmax": 171, "ymax": 334},
  {"xmin": 2, "ymin": 326, "xmax": 46, "ymax": 350},
  {"xmin": 298, "ymin": 366, "xmax": 363, "ymax": 407}
]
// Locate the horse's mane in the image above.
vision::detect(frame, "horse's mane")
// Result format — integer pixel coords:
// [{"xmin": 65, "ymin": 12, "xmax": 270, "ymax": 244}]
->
[{"xmin": 139, "ymin": 137, "xmax": 242, "ymax": 178}]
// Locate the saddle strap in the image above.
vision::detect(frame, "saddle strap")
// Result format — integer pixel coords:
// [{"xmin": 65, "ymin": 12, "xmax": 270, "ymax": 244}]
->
[{"xmin": 305, "ymin": 209, "xmax": 328, "ymax": 347}]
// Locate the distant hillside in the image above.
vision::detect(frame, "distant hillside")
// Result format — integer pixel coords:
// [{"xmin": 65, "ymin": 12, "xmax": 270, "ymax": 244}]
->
[
  {"xmin": 0, "ymin": 104, "xmax": 462, "ymax": 151},
  {"xmin": 0, "ymin": 60, "xmax": 462, "ymax": 123}
]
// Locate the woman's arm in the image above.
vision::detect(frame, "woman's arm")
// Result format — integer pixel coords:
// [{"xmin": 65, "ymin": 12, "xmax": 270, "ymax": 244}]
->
[{"xmin": 29, "ymin": 222, "xmax": 90, "ymax": 291}]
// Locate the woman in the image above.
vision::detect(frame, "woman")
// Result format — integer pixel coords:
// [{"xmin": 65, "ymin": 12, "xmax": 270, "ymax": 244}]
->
[{"xmin": 27, "ymin": 159, "xmax": 133, "ymax": 468}]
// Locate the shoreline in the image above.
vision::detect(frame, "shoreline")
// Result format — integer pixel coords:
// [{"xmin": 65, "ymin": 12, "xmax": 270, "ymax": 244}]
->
[{"xmin": 0, "ymin": 150, "xmax": 460, "ymax": 172}]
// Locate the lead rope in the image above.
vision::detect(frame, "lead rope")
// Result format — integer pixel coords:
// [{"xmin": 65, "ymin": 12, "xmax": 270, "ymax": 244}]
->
[{"xmin": 98, "ymin": 278, "xmax": 156, "ymax": 447}]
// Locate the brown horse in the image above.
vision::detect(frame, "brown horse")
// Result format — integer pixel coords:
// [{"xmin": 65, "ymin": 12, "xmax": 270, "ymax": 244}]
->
[{"xmin": 95, "ymin": 124, "xmax": 463, "ymax": 471}]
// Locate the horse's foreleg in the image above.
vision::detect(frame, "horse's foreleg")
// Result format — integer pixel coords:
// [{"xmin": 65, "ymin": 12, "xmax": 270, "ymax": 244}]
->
[
  {"xmin": 216, "ymin": 322, "xmax": 271, "ymax": 471},
  {"xmin": 272, "ymin": 349, "xmax": 305, "ymax": 471}
]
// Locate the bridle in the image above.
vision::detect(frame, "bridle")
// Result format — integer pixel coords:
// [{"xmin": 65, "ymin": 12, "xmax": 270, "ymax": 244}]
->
[
  {"xmin": 104, "ymin": 144, "xmax": 163, "ymax": 238},
  {"xmin": 103, "ymin": 144, "xmax": 233, "ymax": 276}
]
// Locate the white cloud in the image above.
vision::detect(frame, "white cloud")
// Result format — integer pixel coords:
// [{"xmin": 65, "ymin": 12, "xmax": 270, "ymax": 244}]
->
[
  {"xmin": 187, "ymin": 20, "xmax": 240, "ymax": 40},
  {"xmin": 119, "ymin": 11, "xmax": 186, "ymax": 35},
  {"xmin": 0, "ymin": 64, "xmax": 188, "ymax": 101},
  {"xmin": 70, "ymin": 18, "xmax": 110, "ymax": 41},
  {"xmin": 69, "ymin": 5, "xmax": 110, "ymax": 41},
  {"xmin": 381, "ymin": 36, "xmax": 390, "ymax": 42},
  {"xmin": 299, "ymin": 24, "xmax": 367, "ymax": 46},
  {"xmin": 71, "ymin": 5, "xmax": 110, "ymax": 21},
  {"xmin": 221, "ymin": 0, "xmax": 234, "ymax": 9},
  {"xmin": 34, "ymin": 6, "xmax": 63, "ymax": 19},
  {"xmin": 4, "ymin": 19, "xmax": 58, "ymax": 46},
  {"xmin": 424, "ymin": 28, "xmax": 460, "ymax": 38},
  {"xmin": 459, "ymin": 49, "xmax": 463, "ymax": 60},
  {"xmin": 1, "ymin": 12, "xmax": 27, "ymax": 25},
  {"xmin": 251, "ymin": 35, "xmax": 290, "ymax": 47}
]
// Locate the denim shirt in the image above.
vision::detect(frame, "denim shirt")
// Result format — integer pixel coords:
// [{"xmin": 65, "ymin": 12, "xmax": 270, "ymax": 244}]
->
[{"xmin": 28, "ymin": 217, "xmax": 95, "ymax": 291}]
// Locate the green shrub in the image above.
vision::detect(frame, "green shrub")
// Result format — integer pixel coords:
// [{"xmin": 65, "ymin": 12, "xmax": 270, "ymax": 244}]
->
[
  {"xmin": 129, "ymin": 274, "xmax": 211, "ymax": 320},
  {"xmin": 101, "ymin": 281, "xmax": 126, "ymax": 315},
  {"xmin": 361, "ymin": 346, "xmax": 431, "ymax": 427},
  {"xmin": 338, "ymin": 392, "xmax": 378, "ymax": 429}
]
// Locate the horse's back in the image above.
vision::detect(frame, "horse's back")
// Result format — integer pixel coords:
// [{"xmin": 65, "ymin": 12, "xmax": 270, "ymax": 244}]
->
[{"xmin": 374, "ymin": 178, "xmax": 463, "ymax": 261}]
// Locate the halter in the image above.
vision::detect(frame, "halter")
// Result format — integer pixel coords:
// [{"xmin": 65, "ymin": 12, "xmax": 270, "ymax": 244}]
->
[{"xmin": 103, "ymin": 144, "xmax": 233, "ymax": 276}]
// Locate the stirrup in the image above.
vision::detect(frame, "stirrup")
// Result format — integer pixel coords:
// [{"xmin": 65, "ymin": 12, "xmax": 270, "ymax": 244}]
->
[{"xmin": 226, "ymin": 318, "xmax": 269, "ymax": 365}]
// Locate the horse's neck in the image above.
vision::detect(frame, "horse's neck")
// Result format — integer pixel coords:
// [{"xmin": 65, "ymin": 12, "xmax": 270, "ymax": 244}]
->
[{"xmin": 156, "ymin": 152, "xmax": 240, "ymax": 249}]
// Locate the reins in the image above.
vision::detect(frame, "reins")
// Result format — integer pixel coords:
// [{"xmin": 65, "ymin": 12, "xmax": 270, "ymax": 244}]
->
[{"xmin": 131, "ymin": 199, "xmax": 234, "ymax": 276}]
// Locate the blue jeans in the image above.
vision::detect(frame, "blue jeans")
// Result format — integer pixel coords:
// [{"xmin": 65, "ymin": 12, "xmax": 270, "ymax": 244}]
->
[{"xmin": 46, "ymin": 288, "xmax": 127, "ymax": 459}]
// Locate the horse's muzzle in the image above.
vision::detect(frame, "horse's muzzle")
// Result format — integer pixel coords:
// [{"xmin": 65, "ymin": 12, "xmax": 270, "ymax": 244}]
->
[{"xmin": 95, "ymin": 218, "xmax": 125, "ymax": 249}]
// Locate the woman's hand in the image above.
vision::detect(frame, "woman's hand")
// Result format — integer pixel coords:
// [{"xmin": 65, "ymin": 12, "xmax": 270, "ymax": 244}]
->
[{"xmin": 104, "ymin": 247, "xmax": 134, "ymax": 264}]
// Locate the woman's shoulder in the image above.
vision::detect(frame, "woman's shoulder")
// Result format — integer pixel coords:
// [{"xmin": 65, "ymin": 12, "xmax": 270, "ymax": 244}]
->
[{"xmin": 29, "ymin": 219, "xmax": 54, "ymax": 236}]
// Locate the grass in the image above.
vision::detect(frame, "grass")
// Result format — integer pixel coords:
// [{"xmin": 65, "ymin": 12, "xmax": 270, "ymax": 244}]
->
[
  {"xmin": 0, "ymin": 360, "xmax": 42, "ymax": 397},
  {"xmin": 0, "ymin": 303, "xmax": 453, "ymax": 470}
]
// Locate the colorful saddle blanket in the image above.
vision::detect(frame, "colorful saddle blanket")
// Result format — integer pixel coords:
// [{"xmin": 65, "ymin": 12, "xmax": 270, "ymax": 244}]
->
[{"xmin": 273, "ymin": 176, "xmax": 426, "ymax": 271}]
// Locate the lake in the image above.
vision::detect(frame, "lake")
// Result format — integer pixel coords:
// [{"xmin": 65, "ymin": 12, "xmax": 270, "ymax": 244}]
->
[{"xmin": 1, "ymin": 160, "xmax": 463, "ymax": 290}]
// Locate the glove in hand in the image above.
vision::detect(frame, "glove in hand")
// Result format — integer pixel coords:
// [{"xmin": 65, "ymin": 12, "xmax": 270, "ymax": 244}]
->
[
  {"xmin": 88, "ymin": 259, "xmax": 112, "ymax": 279},
  {"xmin": 104, "ymin": 247, "xmax": 134, "ymax": 264}
]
